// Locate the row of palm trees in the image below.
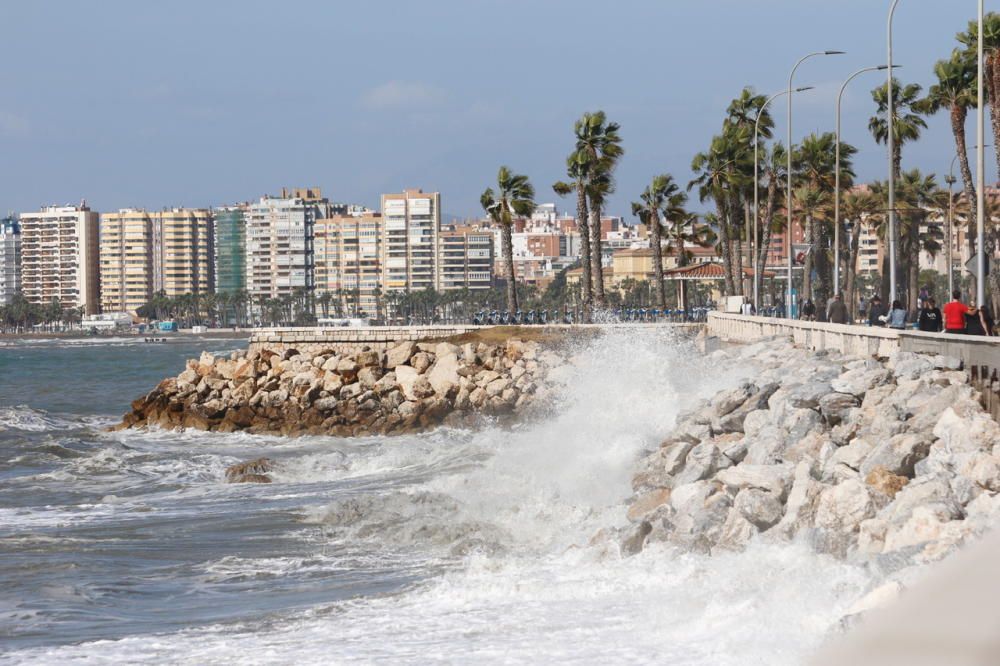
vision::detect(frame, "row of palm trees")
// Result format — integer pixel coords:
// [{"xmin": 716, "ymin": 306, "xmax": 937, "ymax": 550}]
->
[
  {"xmin": 0, "ymin": 295, "xmax": 84, "ymax": 332},
  {"xmin": 480, "ymin": 13, "xmax": 1000, "ymax": 319}
]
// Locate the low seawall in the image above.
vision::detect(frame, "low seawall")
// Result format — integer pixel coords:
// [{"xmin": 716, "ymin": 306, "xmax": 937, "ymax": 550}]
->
[
  {"xmin": 250, "ymin": 323, "xmax": 705, "ymax": 355},
  {"xmin": 707, "ymin": 312, "xmax": 1000, "ymax": 369}
]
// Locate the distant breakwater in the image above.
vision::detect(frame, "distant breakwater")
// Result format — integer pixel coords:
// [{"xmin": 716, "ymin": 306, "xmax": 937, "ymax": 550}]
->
[{"xmin": 117, "ymin": 336, "xmax": 565, "ymax": 438}]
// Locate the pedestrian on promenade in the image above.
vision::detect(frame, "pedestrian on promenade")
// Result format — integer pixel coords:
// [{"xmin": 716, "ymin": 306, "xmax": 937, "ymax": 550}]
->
[
  {"xmin": 868, "ymin": 295, "xmax": 887, "ymax": 327},
  {"xmin": 981, "ymin": 305, "xmax": 996, "ymax": 336},
  {"xmin": 859, "ymin": 296, "xmax": 868, "ymax": 322},
  {"xmin": 801, "ymin": 299, "xmax": 816, "ymax": 321},
  {"xmin": 775, "ymin": 298, "xmax": 785, "ymax": 318},
  {"xmin": 965, "ymin": 301, "xmax": 990, "ymax": 336},
  {"xmin": 887, "ymin": 300, "xmax": 908, "ymax": 330},
  {"xmin": 740, "ymin": 298, "xmax": 755, "ymax": 316},
  {"xmin": 943, "ymin": 290, "xmax": 968, "ymax": 334},
  {"xmin": 828, "ymin": 293, "xmax": 849, "ymax": 324},
  {"xmin": 918, "ymin": 297, "xmax": 943, "ymax": 333}
]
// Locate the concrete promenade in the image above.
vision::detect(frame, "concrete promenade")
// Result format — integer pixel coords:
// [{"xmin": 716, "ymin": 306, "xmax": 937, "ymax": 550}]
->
[{"xmin": 708, "ymin": 312, "xmax": 1000, "ymax": 371}]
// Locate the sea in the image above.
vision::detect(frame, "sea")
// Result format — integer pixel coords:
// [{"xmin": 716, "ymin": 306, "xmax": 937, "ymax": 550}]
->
[{"xmin": 0, "ymin": 330, "xmax": 876, "ymax": 665}]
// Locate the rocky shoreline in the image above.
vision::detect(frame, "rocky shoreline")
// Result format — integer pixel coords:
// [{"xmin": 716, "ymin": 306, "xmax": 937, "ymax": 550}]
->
[
  {"xmin": 117, "ymin": 338, "xmax": 563, "ymax": 437},
  {"xmin": 613, "ymin": 337, "xmax": 1000, "ymax": 607}
]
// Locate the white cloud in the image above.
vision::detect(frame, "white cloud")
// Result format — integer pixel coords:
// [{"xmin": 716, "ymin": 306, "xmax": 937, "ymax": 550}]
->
[{"xmin": 360, "ymin": 80, "xmax": 445, "ymax": 111}]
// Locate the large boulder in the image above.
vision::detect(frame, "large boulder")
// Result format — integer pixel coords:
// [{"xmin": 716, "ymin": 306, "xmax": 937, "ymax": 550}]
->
[
  {"xmin": 715, "ymin": 463, "xmax": 794, "ymax": 500},
  {"xmin": 427, "ymin": 353, "xmax": 461, "ymax": 397},
  {"xmin": 818, "ymin": 392, "xmax": 861, "ymax": 426},
  {"xmin": 831, "ymin": 367, "xmax": 891, "ymax": 398},
  {"xmin": 733, "ymin": 487, "xmax": 784, "ymax": 530},
  {"xmin": 385, "ymin": 341, "xmax": 416, "ymax": 369},
  {"xmin": 814, "ymin": 479, "xmax": 879, "ymax": 535},
  {"xmin": 673, "ymin": 442, "xmax": 723, "ymax": 485},
  {"xmin": 859, "ymin": 433, "xmax": 932, "ymax": 478}
]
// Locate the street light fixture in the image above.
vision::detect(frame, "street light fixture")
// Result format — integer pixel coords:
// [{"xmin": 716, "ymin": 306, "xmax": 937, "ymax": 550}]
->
[
  {"xmin": 787, "ymin": 50, "xmax": 845, "ymax": 319},
  {"xmin": 887, "ymin": 0, "xmax": 901, "ymax": 304},
  {"xmin": 753, "ymin": 86, "xmax": 813, "ymax": 311},
  {"xmin": 835, "ymin": 64, "xmax": 898, "ymax": 296}
]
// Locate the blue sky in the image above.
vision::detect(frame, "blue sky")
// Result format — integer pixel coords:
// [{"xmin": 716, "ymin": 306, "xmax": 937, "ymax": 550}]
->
[{"xmin": 1, "ymin": 0, "xmax": 992, "ymax": 219}]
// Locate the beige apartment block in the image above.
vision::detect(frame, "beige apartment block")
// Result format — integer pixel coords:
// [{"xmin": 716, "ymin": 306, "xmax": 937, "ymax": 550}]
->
[
  {"xmin": 315, "ymin": 212, "xmax": 383, "ymax": 317},
  {"xmin": 381, "ymin": 189, "xmax": 440, "ymax": 293},
  {"xmin": 437, "ymin": 227, "xmax": 493, "ymax": 291},
  {"xmin": 100, "ymin": 208, "xmax": 214, "ymax": 314},
  {"xmin": 19, "ymin": 205, "xmax": 100, "ymax": 314}
]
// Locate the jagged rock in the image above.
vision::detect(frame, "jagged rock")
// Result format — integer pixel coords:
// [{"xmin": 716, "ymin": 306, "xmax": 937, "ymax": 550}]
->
[
  {"xmin": 865, "ymin": 466, "xmax": 909, "ymax": 498},
  {"xmin": 831, "ymin": 367, "xmax": 891, "ymax": 397},
  {"xmin": 428, "ymin": 353, "xmax": 461, "ymax": 397},
  {"xmin": 733, "ymin": 487, "xmax": 784, "ymax": 530},
  {"xmin": 961, "ymin": 452, "xmax": 1000, "ymax": 492},
  {"xmin": 860, "ymin": 433, "xmax": 931, "ymax": 478},
  {"xmin": 627, "ymin": 488, "xmax": 671, "ymax": 522},
  {"xmin": 818, "ymin": 392, "xmax": 861, "ymax": 426},
  {"xmin": 674, "ymin": 442, "xmax": 723, "ymax": 485},
  {"xmin": 411, "ymin": 352, "xmax": 432, "ymax": 373},
  {"xmin": 814, "ymin": 479, "xmax": 878, "ymax": 535},
  {"xmin": 225, "ymin": 457, "xmax": 273, "ymax": 483},
  {"xmin": 715, "ymin": 463, "xmax": 793, "ymax": 500},
  {"xmin": 385, "ymin": 342, "xmax": 416, "ymax": 369}
]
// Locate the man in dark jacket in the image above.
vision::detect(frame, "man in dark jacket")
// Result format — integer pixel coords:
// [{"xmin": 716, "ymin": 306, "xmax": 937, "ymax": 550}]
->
[
  {"xmin": 868, "ymin": 295, "xmax": 887, "ymax": 327},
  {"xmin": 918, "ymin": 298, "xmax": 943, "ymax": 332},
  {"xmin": 827, "ymin": 293, "xmax": 849, "ymax": 324}
]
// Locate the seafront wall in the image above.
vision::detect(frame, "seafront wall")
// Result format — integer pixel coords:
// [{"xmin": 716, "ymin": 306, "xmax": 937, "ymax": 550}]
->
[
  {"xmin": 707, "ymin": 312, "xmax": 1000, "ymax": 370},
  {"xmin": 249, "ymin": 323, "xmax": 704, "ymax": 355}
]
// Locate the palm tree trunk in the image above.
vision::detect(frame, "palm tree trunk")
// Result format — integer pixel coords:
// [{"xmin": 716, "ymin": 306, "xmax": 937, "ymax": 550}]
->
[
  {"xmin": 590, "ymin": 207, "xmax": 606, "ymax": 306},
  {"xmin": 814, "ymin": 220, "xmax": 832, "ymax": 320},
  {"xmin": 907, "ymin": 216, "xmax": 920, "ymax": 314},
  {"xmin": 846, "ymin": 219, "xmax": 861, "ymax": 320},
  {"xmin": 754, "ymin": 174, "xmax": 779, "ymax": 306},
  {"xmin": 502, "ymin": 222, "xmax": 518, "ymax": 313},
  {"xmin": 952, "ymin": 105, "xmax": 979, "ymax": 238},
  {"xmin": 575, "ymin": 183, "xmax": 592, "ymax": 307},
  {"xmin": 802, "ymin": 214, "xmax": 814, "ymax": 303},
  {"xmin": 649, "ymin": 213, "xmax": 666, "ymax": 309},
  {"xmin": 988, "ymin": 54, "xmax": 1000, "ymax": 181},
  {"xmin": 716, "ymin": 202, "xmax": 736, "ymax": 297}
]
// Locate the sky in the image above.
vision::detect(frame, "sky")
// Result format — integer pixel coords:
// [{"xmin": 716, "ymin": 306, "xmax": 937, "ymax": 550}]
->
[{"xmin": 1, "ymin": 0, "xmax": 994, "ymax": 220}]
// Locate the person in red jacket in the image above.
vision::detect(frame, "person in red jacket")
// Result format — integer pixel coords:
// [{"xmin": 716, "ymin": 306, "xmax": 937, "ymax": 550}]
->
[{"xmin": 943, "ymin": 290, "xmax": 968, "ymax": 333}]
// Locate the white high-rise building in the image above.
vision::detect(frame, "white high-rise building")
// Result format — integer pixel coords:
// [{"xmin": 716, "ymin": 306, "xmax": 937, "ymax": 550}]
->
[
  {"xmin": 245, "ymin": 187, "xmax": 329, "ymax": 302},
  {"xmin": 0, "ymin": 217, "xmax": 20, "ymax": 305},
  {"xmin": 19, "ymin": 205, "xmax": 100, "ymax": 314}
]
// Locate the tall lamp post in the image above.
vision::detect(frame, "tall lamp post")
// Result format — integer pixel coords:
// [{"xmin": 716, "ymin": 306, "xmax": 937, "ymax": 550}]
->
[
  {"xmin": 976, "ymin": 0, "xmax": 986, "ymax": 306},
  {"xmin": 835, "ymin": 65, "xmax": 895, "ymax": 296},
  {"xmin": 787, "ymin": 50, "xmax": 845, "ymax": 319},
  {"xmin": 754, "ymin": 86, "xmax": 813, "ymax": 311},
  {"xmin": 887, "ymin": 0, "xmax": 901, "ymax": 304}
]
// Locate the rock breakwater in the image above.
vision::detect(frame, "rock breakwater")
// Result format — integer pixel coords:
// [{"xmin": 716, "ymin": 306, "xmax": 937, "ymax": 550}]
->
[
  {"xmin": 618, "ymin": 337, "xmax": 1000, "ymax": 578},
  {"xmin": 117, "ymin": 338, "xmax": 563, "ymax": 436}
]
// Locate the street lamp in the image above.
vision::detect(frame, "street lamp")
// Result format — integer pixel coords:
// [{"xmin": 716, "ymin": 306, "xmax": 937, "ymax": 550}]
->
[
  {"xmin": 835, "ymin": 65, "xmax": 897, "ymax": 296},
  {"xmin": 976, "ymin": 0, "xmax": 986, "ymax": 307},
  {"xmin": 887, "ymin": 0, "xmax": 901, "ymax": 304},
  {"xmin": 754, "ymin": 86, "xmax": 813, "ymax": 311},
  {"xmin": 787, "ymin": 50, "xmax": 845, "ymax": 319}
]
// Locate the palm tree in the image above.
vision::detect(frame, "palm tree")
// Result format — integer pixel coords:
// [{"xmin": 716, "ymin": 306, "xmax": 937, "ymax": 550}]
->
[
  {"xmin": 553, "ymin": 151, "xmax": 593, "ymax": 308},
  {"xmin": 792, "ymin": 186, "xmax": 832, "ymax": 305},
  {"xmin": 753, "ymin": 142, "xmax": 787, "ymax": 304},
  {"xmin": 574, "ymin": 111, "xmax": 624, "ymax": 308},
  {"xmin": 481, "ymin": 166, "xmax": 536, "ymax": 313},
  {"xmin": 957, "ymin": 13, "xmax": 1000, "ymax": 179},
  {"xmin": 631, "ymin": 175, "xmax": 677, "ymax": 308},
  {"xmin": 840, "ymin": 190, "xmax": 881, "ymax": 318},
  {"xmin": 922, "ymin": 52, "xmax": 978, "ymax": 235},
  {"xmin": 869, "ymin": 78, "xmax": 927, "ymax": 179}
]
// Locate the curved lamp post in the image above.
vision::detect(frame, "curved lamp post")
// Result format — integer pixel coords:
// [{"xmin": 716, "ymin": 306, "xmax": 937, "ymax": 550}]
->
[
  {"xmin": 786, "ymin": 50, "xmax": 845, "ymax": 318},
  {"xmin": 835, "ymin": 65, "xmax": 896, "ymax": 296},
  {"xmin": 753, "ymin": 86, "xmax": 813, "ymax": 311}
]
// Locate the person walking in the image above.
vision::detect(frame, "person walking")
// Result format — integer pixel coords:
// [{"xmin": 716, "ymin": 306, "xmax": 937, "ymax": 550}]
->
[
  {"xmin": 917, "ymin": 297, "xmax": 943, "ymax": 333},
  {"xmin": 886, "ymin": 300, "xmax": 908, "ymax": 330},
  {"xmin": 943, "ymin": 290, "xmax": 968, "ymax": 334},
  {"xmin": 801, "ymin": 299, "xmax": 816, "ymax": 321},
  {"xmin": 981, "ymin": 305, "xmax": 996, "ymax": 336},
  {"xmin": 740, "ymin": 298, "xmax": 755, "ymax": 316},
  {"xmin": 965, "ymin": 301, "xmax": 990, "ymax": 336},
  {"xmin": 868, "ymin": 295, "xmax": 887, "ymax": 327},
  {"xmin": 827, "ymin": 293, "xmax": 849, "ymax": 325}
]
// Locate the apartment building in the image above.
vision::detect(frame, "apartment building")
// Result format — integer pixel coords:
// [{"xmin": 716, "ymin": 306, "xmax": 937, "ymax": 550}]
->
[
  {"xmin": 0, "ymin": 217, "xmax": 20, "ymax": 305},
  {"xmin": 245, "ymin": 188, "xmax": 329, "ymax": 301},
  {"xmin": 99, "ymin": 208, "xmax": 214, "ymax": 313},
  {"xmin": 214, "ymin": 206, "xmax": 246, "ymax": 294},
  {"xmin": 437, "ymin": 227, "xmax": 493, "ymax": 291},
  {"xmin": 19, "ymin": 205, "xmax": 100, "ymax": 314},
  {"xmin": 381, "ymin": 189, "xmax": 440, "ymax": 292},
  {"xmin": 315, "ymin": 211, "xmax": 383, "ymax": 316}
]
